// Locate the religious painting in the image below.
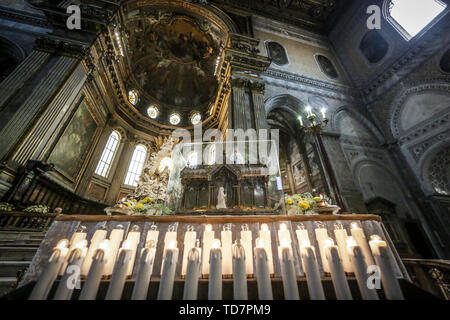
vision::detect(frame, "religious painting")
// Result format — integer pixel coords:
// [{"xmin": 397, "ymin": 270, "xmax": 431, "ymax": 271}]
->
[
  {"xmin": 315, "ymin": 54, "xmax": 338, "ymax": 79},
  {"xmin": 48, "ymin": 101, "xmax": 97, "ymax": 180},
  {"xmin": 266, "ymin": 41, "xmax": 288, "ymax": 66}
]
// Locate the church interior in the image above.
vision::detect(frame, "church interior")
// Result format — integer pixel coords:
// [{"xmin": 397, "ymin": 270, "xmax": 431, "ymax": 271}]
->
[{"xmin": 0, "ymin": 0, "xmax": 449, "ymax": 301}]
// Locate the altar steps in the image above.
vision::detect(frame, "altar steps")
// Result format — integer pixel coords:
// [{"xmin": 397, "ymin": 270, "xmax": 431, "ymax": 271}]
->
[{"xmin": 1, "ymin": 278, "xmax": 438, "ymax": 300}]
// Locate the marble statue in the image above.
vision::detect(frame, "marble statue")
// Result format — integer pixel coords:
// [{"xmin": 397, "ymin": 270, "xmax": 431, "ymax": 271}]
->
[{"xmin": 216, "ymin": 186, "xmax": 227, "ymax": 209}]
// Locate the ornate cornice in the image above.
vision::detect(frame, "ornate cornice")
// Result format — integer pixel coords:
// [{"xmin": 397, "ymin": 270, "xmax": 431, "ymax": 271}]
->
[
  {"xmin": 0, "ymin": 5, "xmax": 48, "ymax": 28},
  {"xmin": 34, "ymin": 37, "xmax": 89, "ymax": 59}
]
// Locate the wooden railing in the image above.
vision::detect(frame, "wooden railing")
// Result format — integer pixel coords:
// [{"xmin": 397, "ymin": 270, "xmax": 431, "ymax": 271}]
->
[
  {"xmin": 402, "ymin": 258, "xmax": 450, "ymax": 300},
  {"xmin": 0, "ymin": 211, "xmax": 56, "ymax": 232}
]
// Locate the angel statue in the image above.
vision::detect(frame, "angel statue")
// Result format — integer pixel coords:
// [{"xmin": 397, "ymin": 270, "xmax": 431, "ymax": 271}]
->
[{"xmin": 216, "ymin": 186, "xmax": 227, "ymax": 209}]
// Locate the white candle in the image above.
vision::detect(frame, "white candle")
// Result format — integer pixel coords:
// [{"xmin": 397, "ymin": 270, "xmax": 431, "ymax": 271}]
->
[
  {"xmin": 131, "ymin": 241, "xmax": 156, "ymax": 300},
  {"xmin": 278, "ymin": 239, "xmax": 300, "ymax": 300},
  {"xmin": 183, "ymin": 246, "xmax": 201, "ymax": 300},
  {"xmin": 347, "ymin": 237, "xmax": 379, "ymax": 300},
  {"xmin": 182, "ymin": 225, "xmax": 197, "ymax": 276},
  {"xmin": 79, "ymin": 239, "xmax": 110, "ymax": 300},
  {"xmin": 208, "ymin": 239, "xmax": 222, "ymax": 300},
  {"xmin": 350, "ymin": 222, "xmax": 374, "ymax": 268},
  {"xmin": 221, "ymin": 224, "xmax": 233, "ymax": 276},
  {"xmin": 299, "ymin": 241, "xmax": 325, "ymax": 300},
  {"xmin": 369, "ymin": 235, "xmax": 404, "ymax": 300},
  {"xmin": 157, "ymin": 240, "xmax": 179, "ymax": 300},
  {"xmin": 324, "ymin": 238, "xmax": 352, "ymax": 300},
  {"xmin": 104, "ymin": 225, "xmax": 125, "ymax": 276},
  {"xmin": 298, "ymin": 115, "xmax": 303, "ymax": 126},
  {"xmin": 333, "ymin": 223, "xmax": 352, "ymax": 273},
  {"xmin": 105, "ymin": 240, "xmax": 133, "ymax": 300},
  {"xmin": 240, "ymin": 224, "xmax": 253, "ymax": 276},
  {"xmin": 259, "ymin": 224, "xmax": 274, "ymax": 275},
  {"xmin": 254, "ymin": 238, "xmax": 273, "ymax": 300},
  {"xmin": 321, "ymin": 108, "xmax": 326, "ymax": 119},
  {"xmin": 59, "ymin": 227, "xmax": 87, "ymax": 275},
  {"xmin": 314, "ymin": 222, "xmax": 330, "ymax": 273},
  {"xmin": 125, "ymin": 225, "xmax": 141, "ymax": 276},
  {"xmin": 202, "ymin": 224, "xmax": 215, "ymax": 276},
  {"xmin": 53, "ymin": 240, "xmax": 88, "ymax": 300},
  {"xmin": 29, "ymin": 239, "xmax": 69, "ymax": 300},
  {"xmin": 81, "ymin": 226, "xmax": 107, "ymax": 275},
  {"xmin": 146, "ymin": 224, "xmax": 160, "ymax": 245},
  {"xmin": 232, "ymin": 241, "xmax": 248, "ymax": 300},
  {"xmin": 306, "ymin": 106, "xmax": 313, "ymax": 117}
]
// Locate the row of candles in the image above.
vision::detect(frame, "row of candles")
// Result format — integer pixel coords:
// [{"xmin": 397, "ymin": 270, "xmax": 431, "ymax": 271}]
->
[{"xmin": 29, "ymin": 221, "xmax": 404, "ymax": 300}]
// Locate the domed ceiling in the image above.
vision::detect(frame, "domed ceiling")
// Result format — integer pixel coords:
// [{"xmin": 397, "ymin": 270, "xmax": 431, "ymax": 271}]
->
[{"xmin": 121, "ymin": 2, "xmax": 230, "ymax": 126}]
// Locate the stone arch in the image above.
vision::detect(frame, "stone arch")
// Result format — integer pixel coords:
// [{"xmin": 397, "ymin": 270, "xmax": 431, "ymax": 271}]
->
[
  {"xmin": 264, "ymin": 94, "xmax": 306, "ymax": 116},
  {"xmin": 333, "ymin": 106, "xmax": 383, "ymax": 143},
  {"xmin": 389, "ymin": 80, "xmax": 450, "ymax": 139}
]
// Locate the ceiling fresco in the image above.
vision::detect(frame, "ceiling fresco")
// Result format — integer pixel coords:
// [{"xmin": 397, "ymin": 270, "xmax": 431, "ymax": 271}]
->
[{"xmin": 124, "ymin": 9, "xmax": 227, "ymax": 112}]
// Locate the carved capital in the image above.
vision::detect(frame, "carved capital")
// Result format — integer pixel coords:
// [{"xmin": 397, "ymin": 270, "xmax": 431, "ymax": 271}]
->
[
  {"xmin": 230, "ymin": 77, "xmax": 249, "ymax": 89},
  {"xmin": 249, "ymin": 81, "xmax": 265, "ymax": 94}
]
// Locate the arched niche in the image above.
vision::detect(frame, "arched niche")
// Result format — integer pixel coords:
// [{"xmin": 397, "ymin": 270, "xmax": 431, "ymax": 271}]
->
[
  {"xmin": 0, "ymin": 36, "xmax": 26, "ymax": 82},
  {"xmin": 419, "ymin": 142, "xmax": 450, "ymax": 196},
  {"xmin": 334, "ymin": 110, "xmax": 378, "ymax": 141}
]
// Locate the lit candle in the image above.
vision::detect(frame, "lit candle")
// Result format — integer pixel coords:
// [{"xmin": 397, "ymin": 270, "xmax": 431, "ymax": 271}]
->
[
  {"xmin": 157, "ymin": 240, "xmax": 179, "ymax": 300},
  {"xmin": 321, "ymin": 108, "xmax": 326, "ymax": 119},
  {"xmin": 369, "ymin": 235, "xmax": 404, "ymax": 300},
  {"xmin": 298, "ymin": 239, "xmax": 325, "ymax": 300},
  {"xmin": 298, "ymin": 115, "xmax": 304, "ymax": 126},
  {"xmin": 105, "ymin": 240, "xmax": 133, "ymax": 300},
  {"xmin": 240, "ymin": 224, "xmax": 254, "ymax": 276},
  {"xmin": 221, "ymin": 224, "xmax": 233, "ymax": 277},
  {"xmin": 29, "ymin": 239, "xmax": 69, "ymax": 300},
  {"xmin": 208, "ymin": 239, "xmax": 222, "ymax": 300},
  {"xmin": 81, "ymin": 225, "xmax": 107, "ymax": 276},
  {"xmin": 202, "ymin": 224, "xmax": 215, "ymax": 276},
  {"xmin": 125, "ymin": 225, "xmax": 141, "ymax": 276},
  {"xmin": 324, "ymin": 238, "xmax": 352, "ymax": 300},
  {"xmin": 314, "ymin": 222, "xmax": 330, "ymax": 273},
  {"xmin": 53, "ymin": 240, "xmax": 88, "ymax": 300},
  {"xmin": 306, "ymin": 106, "xmax": 313, "ymax": 117},
  {"xmin": 333, "ymin": 223, "xmax": 352, "ymax": 273},
  {"xmin": 104, "ymin": 225, "xmax": 125, "ymax": 276},
  {"xmin": 232, "ymin": 241, "xmax": 248, "ymax": 300},
  {"xmin": 259, "ymin": 224, "xmax": 274, "ymax": 275},
  {"xmin": 254, "ymin": 238, "xmax": 273, "ymax": 300},
  {"xmin": 79, "ymin": 239, "xmax": 110, "ymax": 300},
  {"xmin": 295, "ymin": 224, "xmax": 310, "ymax": 250},
  {"xmin": 346, "ymin": 237, "xmax": 379, "ymax": 300},
  {"xmin": 182, "ymin": 225, "xmax": 197, "ymax": 277},
  {"xmin": 183, "ymin": 245, "xmax": 201, "ymax": 300},
  {"xmin": 146, "ymin": 224, "xmax": 159, "ymax": 245},
  {"xmin": 278, "ymin": 239, "xmax": 300, "ymax": 300},
  {"xmin": 131, "ymin": 240, "xmax": 156, "ymax": 300},
  {"xmin": 59, "ymin": 226, "xmax": 87, "ymax": 276},
  {"xmin": 350, "ymin": 222, "xmax": 374, "ymax": 268}
]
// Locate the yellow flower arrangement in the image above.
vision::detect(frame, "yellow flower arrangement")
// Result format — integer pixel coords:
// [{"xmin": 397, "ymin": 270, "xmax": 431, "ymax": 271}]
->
[
  {"xmin": 123, "ymin": 201, "xmax": 132, "ymax": 208},
  {"xmin": 142, "ymin": 197, "xmax": 154, "ymax": 204},
  {"xmin": 286, "ymin": 198, "xmax": 294, "ymax": 205},
  {"xmin": 298, "ymin": 200, "xmax": 310, "ymax": 211},
  {"xmin": 313, "ymin": 196, "xmax": 321, "ymax": 202},
  {"xmin": 134, "ymin": 203, "xmax": 144, "ymax": 211}
]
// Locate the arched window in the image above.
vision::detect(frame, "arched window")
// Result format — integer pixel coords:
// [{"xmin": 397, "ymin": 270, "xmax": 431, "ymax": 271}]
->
[
  {"xmin": 384, "ymin": 0, "xmax": 447, "ymax": 41},
  {"xmin": 208, "ymin": 144, "xmax": 216, "ymax": 165},
  {"xmin": 95, "ymin": 131, "xmax": 120, "ymax": 177},
  {"xmin": 124, "ymin": 145, "xmax": 147, "ymax": 186}
]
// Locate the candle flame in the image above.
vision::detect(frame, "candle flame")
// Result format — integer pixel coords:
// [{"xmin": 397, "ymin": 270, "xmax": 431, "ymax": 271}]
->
[
  {"xmin": 279, "ymin": 223, "xmax": 287, "ymax": 231},
  {"xmin": 212, "ymin": 239, "xmax": 221, "ymax": 249},
  {"xmin": 56, "ymin": 239, "xmax": 69, "ymax": 249},
  {"xmin": 205, "ymin": 224, "xmax": 212, "ymax": 232},
  {"xmin": 98, "ymin": 239, "xmax": 110, "ymax": 251},
  {"xmin": 369, "ymin": 235, "xmax": 387, "ymax": 247},
  {"xmin": 168, "ymin": 240, "xmax": 177, "ymax": 249},
  {"xmin": 280, "ymin": 238, "xmax": 290, "ymax": 248},
  {"xmin": 324, "ymin": 237, "xmax": 334, "ymax": 247},
  {"xmin": 261, "ymin": 223, "xmax": 269, "ymax": 232},
  {"xmin": 256, "ymin": 237, "xmax": 264, "ymax": 248},
  {"xmin": 121, "ymin": 239, "xmax": 133, "ymax": 250},
  {"xmin": 74, "ymin": 240, "xmax": 88, "ymax": 249},
  {"xmin": 350, "ymin": 222, "xmax": 360, "ymax": 230},
  {"xmin": 346, "ymin": 236, "xmax": 357, "ymax": 248},
  {"xmin": 300, "ymin": 239, "xmax": 311, "ymax": 248}
]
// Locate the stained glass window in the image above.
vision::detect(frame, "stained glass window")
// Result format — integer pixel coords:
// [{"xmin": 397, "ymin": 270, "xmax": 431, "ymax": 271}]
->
[
  {"xmin": 190, "ymin": 112, "xmax": 201, "ymax": 125},
  {"xmin": 95, "ymin": 131, "xmax": 120, "ymax": 178},
  {"xmin": 169, "ymin": 113, "xmax": 181, "ymax": 125},
  {"xmin": 147, "ymin": 105, "xmax": 159, "ymax": 119},
  {"xmin": 128, "ymin": 90, "xmax": 138, "ymax": 105}
]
